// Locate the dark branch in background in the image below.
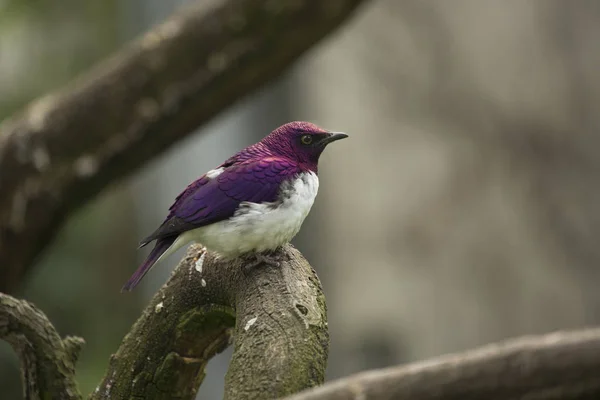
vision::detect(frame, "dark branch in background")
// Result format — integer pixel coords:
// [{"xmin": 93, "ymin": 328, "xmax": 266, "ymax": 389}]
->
[
  {"xmin": 90, "ymin": 244, "xmax": 328, "ymax": 400},
  {"xmin": 0, "ymin": 0, "xmax": 368, "ymax": 293},
  {"xmin": 286, "ymin": 329, "xmax": 600, "ymax": 400},
  {"xmin": 0, "ymin": 293, "xmax": 85, "ymax": 400}
]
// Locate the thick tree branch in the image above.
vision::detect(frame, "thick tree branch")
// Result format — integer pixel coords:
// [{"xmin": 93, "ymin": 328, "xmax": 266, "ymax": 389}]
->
[
  {"xmin": 0, "ymin": 293, "xmax": 84, "ymax": 400},
  {"xmin": 6, "ymin": 248, "xmax": 600, "ymax": 400},
  {"xmin": 285, "ymin": 328, "xmax": 600, "ymax": 400},
  {"xmin": 90, "ymin": 243, "xmax": 328, "ymax": 400},
  {"xmin": 0, "ymin": 0, "xmax": 368, "ymax": 293}
]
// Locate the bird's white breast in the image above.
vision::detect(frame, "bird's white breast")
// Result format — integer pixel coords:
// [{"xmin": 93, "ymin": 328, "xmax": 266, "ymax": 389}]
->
[{"xmin": 181, "ymin": 171, "xmax": 319, "ymax": 257}]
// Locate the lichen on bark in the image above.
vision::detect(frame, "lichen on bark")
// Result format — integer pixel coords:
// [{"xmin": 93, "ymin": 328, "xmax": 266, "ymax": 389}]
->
[{"xmin": 91, "ymin": 244, "xmax": 329, "ymax": 400}]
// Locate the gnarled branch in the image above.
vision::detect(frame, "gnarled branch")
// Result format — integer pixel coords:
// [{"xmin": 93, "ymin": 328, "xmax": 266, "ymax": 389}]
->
[
  {"xmin": 0, "ymin": 0, "xmax": 369, "ymax": 293},
  {"xmin": 285, "ymin": 328, "xmax": 600, "ymax": 400},
  {"xmin": 90, "ymin": 243, "xmax": 328, "ymax": 400},
  {"xmin": 0, "ymin": 293, "xmax": 84, "ymax": 400},
  {"xmin": 5, "ymin": 245, "xmax": 600, "ymax": 400}
]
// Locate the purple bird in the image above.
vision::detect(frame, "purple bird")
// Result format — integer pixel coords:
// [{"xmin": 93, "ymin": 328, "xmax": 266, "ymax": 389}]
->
[{"xmin": 122, "ymin": 121, "xmax": 348, "ymax": 291}]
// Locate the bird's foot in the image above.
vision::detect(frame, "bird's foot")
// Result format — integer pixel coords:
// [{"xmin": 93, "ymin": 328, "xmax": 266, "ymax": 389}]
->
[{"xmin": 242, "ymin": 250, "xmax": 282, "ymax": 272}]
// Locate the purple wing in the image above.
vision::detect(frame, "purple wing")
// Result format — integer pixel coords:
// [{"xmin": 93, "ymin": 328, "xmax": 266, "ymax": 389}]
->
[{"xmin": 139, "ymin": 157, "xmax": 301, "ymax": 245}]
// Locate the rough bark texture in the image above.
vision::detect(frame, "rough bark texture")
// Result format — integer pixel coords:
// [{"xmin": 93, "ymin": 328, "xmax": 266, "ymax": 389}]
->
[
  {"xmin": 0, "ymin": 0, "xmax": 368, "ymax": 293},
  {"xmin": 90, "ymin": 243, "xmax": 329, "ymax": 400},
  {"xmin": 286, "ymin": 329, "xmax": 600, "ymax": 400},
  {"xmin": 5, "ymin": 247, "xmax": 600, "ymax": 400},
  {"xmin": 0, "ymin": 293, "xmax": 84, "ymax": 400}
]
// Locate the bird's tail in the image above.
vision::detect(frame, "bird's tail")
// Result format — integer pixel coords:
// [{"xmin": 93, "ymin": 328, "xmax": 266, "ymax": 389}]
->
[{"xmin": 122, "ymin": 236, "xmax": 176, "ymax": 292}]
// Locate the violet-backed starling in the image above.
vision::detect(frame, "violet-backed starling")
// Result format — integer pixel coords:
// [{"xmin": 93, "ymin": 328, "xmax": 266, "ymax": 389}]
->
[{"xmin": 122, "ymin": 121, "xmax": 347, "ymax": 291}]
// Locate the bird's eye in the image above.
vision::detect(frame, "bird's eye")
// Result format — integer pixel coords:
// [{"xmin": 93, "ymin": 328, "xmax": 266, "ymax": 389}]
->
[{"xmin": 300, "ymin": 135, "xmax": 313, "ymax": 145}]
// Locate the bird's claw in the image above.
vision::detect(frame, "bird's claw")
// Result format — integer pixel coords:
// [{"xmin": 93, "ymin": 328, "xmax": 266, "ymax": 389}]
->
[{"xmin": 242, "ymin": 251, "xmax": 282, "ymax": 272}]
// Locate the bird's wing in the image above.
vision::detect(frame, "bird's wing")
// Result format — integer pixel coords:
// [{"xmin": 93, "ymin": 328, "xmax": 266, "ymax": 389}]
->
[{"xmin": 139, "ymin": 157, "xmax": 301, "ymax": 246}]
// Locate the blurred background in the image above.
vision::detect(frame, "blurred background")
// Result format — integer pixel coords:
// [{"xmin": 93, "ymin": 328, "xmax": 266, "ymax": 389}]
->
[{"xmin": 1, "ymin": 0, "xmax": 600, "ymax": 398}]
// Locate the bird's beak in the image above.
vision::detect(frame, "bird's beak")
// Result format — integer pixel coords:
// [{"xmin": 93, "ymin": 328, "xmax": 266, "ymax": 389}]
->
[{"xmin": 320, "ymin": 132, "xmax": 349, "ymax": 146}]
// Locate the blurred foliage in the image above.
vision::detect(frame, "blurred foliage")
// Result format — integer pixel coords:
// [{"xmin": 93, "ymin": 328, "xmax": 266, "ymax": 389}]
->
[
  {"xmin": 0, "ymin": 0, "xmax": 119, "ymax": 120},
  {"xmin": 0, "ymin": 188, "xmax": 142, "ymax": 398},
  {"xmin": 0, "ymin": 0, "xmax": 146, "ymax": 398},
  {"xmin": 20, "ymin": 188, "xmax": 142, "ymax": 394}
]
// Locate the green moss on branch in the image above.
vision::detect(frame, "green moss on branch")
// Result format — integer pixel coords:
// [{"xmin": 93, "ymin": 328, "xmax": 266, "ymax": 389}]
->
[{"xmin": 92, "ymin": 244, "xmax": 329, "ymax": 400}]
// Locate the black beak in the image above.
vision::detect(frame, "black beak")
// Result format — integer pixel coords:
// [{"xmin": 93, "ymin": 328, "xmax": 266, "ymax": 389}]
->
[{"xmin": 320, "ymin": 132, "xmax": 349, "ymax": 146}]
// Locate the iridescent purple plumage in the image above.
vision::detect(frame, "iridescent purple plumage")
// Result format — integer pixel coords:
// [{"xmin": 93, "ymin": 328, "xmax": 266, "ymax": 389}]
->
[{"xmin": 122, "ymin": 121, "xmax": 347, "ymax": 291}]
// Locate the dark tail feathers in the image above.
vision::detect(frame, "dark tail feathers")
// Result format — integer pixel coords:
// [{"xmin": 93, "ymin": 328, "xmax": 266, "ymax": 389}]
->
[{"xmin": 122, "ymin": 237, "xmax": 176, "ymax": 292}]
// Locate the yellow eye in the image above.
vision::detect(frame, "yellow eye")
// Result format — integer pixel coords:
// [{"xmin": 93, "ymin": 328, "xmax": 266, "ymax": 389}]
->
[{"xmin": 300, "ymin": 135, "xmax": 313, "ymax": 145}]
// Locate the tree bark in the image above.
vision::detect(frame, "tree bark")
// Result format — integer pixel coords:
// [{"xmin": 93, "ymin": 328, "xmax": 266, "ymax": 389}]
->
[
  {"xmin": 5, "ymin": 246, "xmax": 600, "ymax": 400},
  {"xmin": 0, "ymin": 0, "xmax": 369, "ymax": 293},
  {"xmin": 285, "ymin": 328, "xmax": 600, "ymax": 400},
  {"xmin": 90, "ymin": 243, "xmax": 329, "ymax": 400},
  {"xmin": 0, "ymin": 293, "xmax": 84, "ymax": 400}
]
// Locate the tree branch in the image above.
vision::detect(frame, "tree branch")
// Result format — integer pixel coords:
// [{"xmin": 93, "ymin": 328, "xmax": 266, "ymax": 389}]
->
[
  {"xmin": 90, "ymin": 243, "xmax": 328, "ymax": 400},
  {"xmin": 285, "ymin": 328, "xmax": 600, "ymax": 400},
  {"xmin": 0, "ymin": 293, "xmax": 85, "ymax": 400},
  {"xmin": 0, "ymin": 0, "xmax": 369, "ymax": 293}
]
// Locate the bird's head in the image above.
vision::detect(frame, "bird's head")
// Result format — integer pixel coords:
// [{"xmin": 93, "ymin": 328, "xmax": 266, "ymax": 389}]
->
[{"xmin": 262, "ymin": 121, "xmax": 348, "ymax": 171}]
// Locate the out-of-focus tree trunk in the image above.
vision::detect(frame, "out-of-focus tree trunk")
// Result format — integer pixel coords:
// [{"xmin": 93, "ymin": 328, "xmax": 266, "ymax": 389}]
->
[{"xmin": 298, "ymin": 0, "xmax": 600, "ymax": 377}]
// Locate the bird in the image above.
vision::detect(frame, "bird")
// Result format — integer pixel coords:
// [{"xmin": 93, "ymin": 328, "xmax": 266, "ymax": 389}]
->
[{"xmin": 122, "ymin": 121, "xmax": 348, "ymax": 291}]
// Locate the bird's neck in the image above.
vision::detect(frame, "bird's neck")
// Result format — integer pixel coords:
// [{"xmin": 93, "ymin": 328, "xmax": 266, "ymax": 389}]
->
[{"xmin": 238, "ymin": 143, "xmax": 319, "ymax": 174}]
